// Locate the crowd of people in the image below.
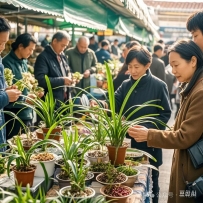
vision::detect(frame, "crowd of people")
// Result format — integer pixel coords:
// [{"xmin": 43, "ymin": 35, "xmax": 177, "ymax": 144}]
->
[{"xmin": 0, "ymin": 10, "xmax": 203, "ymax": 203}]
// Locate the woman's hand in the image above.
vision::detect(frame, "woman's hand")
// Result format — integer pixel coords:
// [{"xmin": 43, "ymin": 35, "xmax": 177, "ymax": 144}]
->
[
  {"xmin": 26, "ymin": 93, "xmax": 37, "ymax": 105},
  {"xmin": 128, "ymin": 125, "xmax": 149, "ymax": 142}
]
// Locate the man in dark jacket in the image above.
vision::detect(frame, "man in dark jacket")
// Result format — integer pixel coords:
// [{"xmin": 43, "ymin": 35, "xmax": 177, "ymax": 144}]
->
[
  {"xmin": 34, "ymin": 31, "xmax": 72, "ymax": 106},
  {"xmin": 150, "ymin": 44, "xmax": 166, "ymax": 82},
  {"xmin": 95, "ymin": 40, "xmax": 112, "ymax": 64}
]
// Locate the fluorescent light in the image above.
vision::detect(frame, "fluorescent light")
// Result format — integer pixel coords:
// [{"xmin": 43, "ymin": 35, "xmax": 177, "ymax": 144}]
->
[{"xmin": 56, "ymin": 18, "xmax": 64, "ymax": 22}]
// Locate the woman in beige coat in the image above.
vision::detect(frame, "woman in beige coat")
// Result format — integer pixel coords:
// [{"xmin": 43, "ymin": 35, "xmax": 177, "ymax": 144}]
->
[{"xmin": 128, "ymin": 39, "xmax": 203, "ymax": 203}]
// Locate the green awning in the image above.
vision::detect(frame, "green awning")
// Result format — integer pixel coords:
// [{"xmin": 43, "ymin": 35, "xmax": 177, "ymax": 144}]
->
[
  {"xmin": 0, "ymin": 0, "xmax": 63, "ymax": 16},
  {"xmin": 1, "ymin": 0, "xmax": 108, "ymax": 30},
  {"xmin": 113, "ymin": 17, "xmax": 150, "ymax": 43},
  {"xmin": 63, "ymin": 0, "xmax": 107, "ymax": 30}
]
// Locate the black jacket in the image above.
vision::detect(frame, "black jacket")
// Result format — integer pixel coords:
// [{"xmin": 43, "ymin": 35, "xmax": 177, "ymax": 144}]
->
[
  {"xmin": 34, "ymin": 45, "xmax": 70, "ymax": 106},
  {"xmin": 150, "ymin": 53, "xmax": 166, "ymax": 82},
  {"xmin": 115, "ymin": 69, "xmax": 171, "ymax": 166}
]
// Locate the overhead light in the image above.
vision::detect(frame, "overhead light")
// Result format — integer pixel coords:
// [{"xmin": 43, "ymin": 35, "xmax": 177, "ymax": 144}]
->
[{"xmin": 56, "ymin": 17, "xmax": 64, "ymax": 22}]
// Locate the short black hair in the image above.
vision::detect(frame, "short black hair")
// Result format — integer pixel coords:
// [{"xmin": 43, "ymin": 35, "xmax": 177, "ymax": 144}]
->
[
  {"xmin": 114, "ymin": 39, "xmax": 118, "ymax": 42},
  {"xmin": 153, "ymin": 43, "xmax": 163, "ymax": 52},
  {"xmin": 11, "ymin": 33, "xmax": 36, "ymax": 51},
  {"xmin": 186, "ymin": 11, "xmax": 203, "ymax": 34},
  {"xmin": 89, "ymin": 36, "xmax": 95, "ymax": 40},
  {"xmin": 157, "ymin": 39, "xmax": 164, "ymax": 44},
  {"xmin": 0, "ymin": 17, "xmax": 11, "ymax": 32},
  {"xmin": 101, "ymin": 40, "xmax": 109, "ymax": 47},
  {"xmin": 168, "ymin": 39, "xmax": 203, "ymax": 69},
  {"xmin": 52, "ymin": 31, "xmax": 70, "ymax": 42},
  {"xmin": 126, "ymin": 45, "xmax": 152, "ymax": 66},
  {"xmin": 125, "ymin": 41, "xmax": 141, "ymax": 49}
]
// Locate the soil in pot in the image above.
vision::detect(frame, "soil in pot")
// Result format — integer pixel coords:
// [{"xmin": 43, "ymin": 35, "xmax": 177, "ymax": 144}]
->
[
  {"xmin": 86, "ymin": 150, "xmax": 108, "ymax": 164},
  {"xmin": 96, "ymin": 169, "xmax": 127, "ymax": 185},
  {"xmin": 100, "ymin": 185, "xmax": 133, "ymax": 203},
  {"xmin": 60, "ymin": 186, "xmax": 95, "ymax": 201},
  {"xmin": 13, "ymin": 165, "xmax": 36, "ymax": 187},
  {"xmin": 22, "ymin": 138, "xmax": 41, "ymax": 151},
  {"xmin": 30, "ymin": 152, "xmax": 56, "ymax": 177},
  {"xmin": 107, "ymin": 145, "xmax": 128, "ymax": 166}
]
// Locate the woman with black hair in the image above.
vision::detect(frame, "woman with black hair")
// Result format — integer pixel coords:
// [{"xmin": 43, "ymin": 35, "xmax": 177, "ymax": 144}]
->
[
  {"xmin": 114, "ymin": 45, "xmax": 171, "ymax": 203},
  {"xmin": 128, "ymin": 39, "xmax": 203, "ymax": 203},
  {"xmin": 3, "ymin": 33, "xmax": 37, "ymax": 139},
  {"xmin": 113, "ymin": 41, "xmax": 140, "ymax": 91}
]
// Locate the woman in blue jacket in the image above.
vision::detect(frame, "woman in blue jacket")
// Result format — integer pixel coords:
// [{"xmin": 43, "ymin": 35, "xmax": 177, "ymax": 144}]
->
[
  {"xmin": 114, "ymin": 45, "xmax": 171, "ymax": 203},
  {"xmin": 0, "ymin": 17, "xmax": 21, "ymax": 151}
]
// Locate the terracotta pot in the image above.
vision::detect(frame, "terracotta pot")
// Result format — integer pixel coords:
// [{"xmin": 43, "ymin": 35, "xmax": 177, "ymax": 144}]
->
[
  {"xmin": 41, "ymin": 127, "xmax": 62, "ymax": 134},
  {"xmin": 107, "ymin": 145, "xmax": 128, "ymax": 166},
  {"xmin": 36, "ymin": 129, "xmax": 61, "ymax": 141},
  {"xmin": 100, "ymin": 185, "xmax": 133, "ymax": 203},
  {"xmin": 13, "ymin": 165, "xmax": 36, "ymax": 187}
]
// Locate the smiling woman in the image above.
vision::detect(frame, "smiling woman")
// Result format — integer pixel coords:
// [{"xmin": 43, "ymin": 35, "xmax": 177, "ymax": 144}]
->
[{"xmin": 114, "ymin": 45, "xmax": 171, "ymax": 203}]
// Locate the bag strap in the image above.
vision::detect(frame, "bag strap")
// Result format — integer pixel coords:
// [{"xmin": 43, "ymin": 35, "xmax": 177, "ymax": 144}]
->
[{"xmin": 182, "ymin": 164, "xmax": 189, "ymax": 185}]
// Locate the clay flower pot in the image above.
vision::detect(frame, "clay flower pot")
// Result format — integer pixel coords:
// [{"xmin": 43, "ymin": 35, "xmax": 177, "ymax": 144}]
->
[
  {"xmin": 107, "ymin": 145, "xmax": 128, "ymax": 166},
  {"xmin": 13, "ymin": 165, "xmax": 36, "ymax": 187}
]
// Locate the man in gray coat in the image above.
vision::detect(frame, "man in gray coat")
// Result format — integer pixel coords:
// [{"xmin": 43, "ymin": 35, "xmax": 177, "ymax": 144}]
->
[{"xmin": 150, "ymin": 44, "xmax": 166, "ymax": 82}]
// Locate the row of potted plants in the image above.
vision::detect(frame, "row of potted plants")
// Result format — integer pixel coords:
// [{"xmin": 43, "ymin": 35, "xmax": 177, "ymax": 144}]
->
[{"xmin": 0, "ymin": 62, "xmax": 168, "ymax": 202}]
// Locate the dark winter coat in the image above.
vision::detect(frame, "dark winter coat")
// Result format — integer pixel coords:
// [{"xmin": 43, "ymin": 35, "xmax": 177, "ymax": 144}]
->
[
  {"xmin": 34, "ymin": 45, "xmax": 70, "ymax": 106},
  {"xmin": 115, "ymin": 69, "xmax": 171, "ymax": 166},
  {"xmin": 95, "ymin": 48, "xmax": 111, "ymax": 64},
  {"xmin": 150, "ymin": 53, "xmax": 166, "ymax": 82}
]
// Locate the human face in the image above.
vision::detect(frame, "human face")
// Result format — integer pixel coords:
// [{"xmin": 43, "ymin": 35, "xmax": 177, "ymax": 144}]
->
[
  {"xmin": 169, "ymin": 52, "xmax": 197, "ymax": 83},
  {"xmin": 122, "ymin": 46, "xmax": 129, "ymax": 59},
  {"xmin": 128, "ymin": 58, "xmax": 150, "ymax": 80},
  {"xmin": 0, "ymin": 31, "xmax": 9, "ymax": 54},
  {"xmin": 19, "ymin": 41, "xmax": 36, "ymax": 59},
  {"xmin": 77, "ymin": 40, "xmax": 88, "ymax": 54},
  {"xmin": 52, "ymin": 38, "xmax": 69, "ymax": 54},
  {"xmin": 191, "ymin": 29, "xmax": 203, "ymax": 52}
]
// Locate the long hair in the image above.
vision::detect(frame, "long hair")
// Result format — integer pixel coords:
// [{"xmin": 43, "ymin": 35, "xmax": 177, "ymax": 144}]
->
[{"xmin": 168, "ymin": 39, "xmax": 203, "ymax": 95}]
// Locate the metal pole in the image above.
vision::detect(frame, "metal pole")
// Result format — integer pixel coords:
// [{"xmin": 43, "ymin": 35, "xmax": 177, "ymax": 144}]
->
[
  {"xmin": 17, "ymin": 17, "xmax": 20, "ymax": 36},
  {"xmin": 24, "ymin": 17, "xmax": 27, "ymax": 33},
  {"xmin": 72, "ymin": 24, "xmax": 75, "ymax": 47}
]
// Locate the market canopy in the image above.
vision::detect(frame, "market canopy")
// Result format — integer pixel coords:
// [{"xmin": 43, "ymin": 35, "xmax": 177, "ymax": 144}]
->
[{"xmin": 0, "ymin": 0, "xmax": 108, "ymax": 30}]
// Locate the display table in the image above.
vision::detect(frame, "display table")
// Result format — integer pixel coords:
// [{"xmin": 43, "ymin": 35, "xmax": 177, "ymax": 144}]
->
[{"xmin": 46, "ymin": 165, "xmax": 152, "ymax": 203}]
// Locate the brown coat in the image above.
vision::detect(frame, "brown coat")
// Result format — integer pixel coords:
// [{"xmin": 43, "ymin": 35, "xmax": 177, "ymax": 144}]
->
[{"xmin": 148, "ymin": 78, "xmax": 203, "ymax": 203}]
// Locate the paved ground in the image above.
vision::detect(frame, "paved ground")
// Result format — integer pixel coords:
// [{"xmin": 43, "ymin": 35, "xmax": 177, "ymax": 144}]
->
[{"xmin": 158, "ymin": 104, "xmax": 176, "ymax": 203}]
